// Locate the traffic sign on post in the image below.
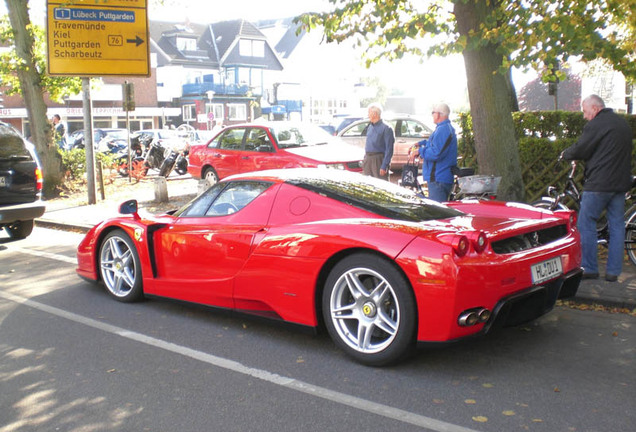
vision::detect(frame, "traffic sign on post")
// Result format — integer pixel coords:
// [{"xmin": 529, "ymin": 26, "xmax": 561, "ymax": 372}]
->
[{"xmin": 46, "ymin": 0, "xmax": 150, "ymax": 77}]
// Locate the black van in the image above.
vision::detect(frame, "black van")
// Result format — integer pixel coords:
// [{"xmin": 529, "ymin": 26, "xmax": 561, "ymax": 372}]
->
[{"xmin": 0, "ymin": 122, "xmax": 45, "ymax": 239}]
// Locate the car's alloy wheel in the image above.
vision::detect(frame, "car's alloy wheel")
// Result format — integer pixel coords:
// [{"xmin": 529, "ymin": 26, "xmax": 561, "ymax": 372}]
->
[
  {"xmin": 99, "ymin": 229, "xmax": 143, "ymax": 302},
  {"xmin": 203, "ymin": 167, "xmax": 219, "ymax": 187},
  {"xmin": 323, "ymin": 253, "xmax": 416, "ymax": 366}
]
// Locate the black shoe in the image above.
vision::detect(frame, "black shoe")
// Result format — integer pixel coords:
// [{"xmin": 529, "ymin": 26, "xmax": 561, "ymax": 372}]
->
[
  {"xmin": 605, "ymin": 274, "xmax": 618, "ymax": 282},
  {"xmin": 582, "ymin": 272, "xmax": 599, "ymax": 280}
]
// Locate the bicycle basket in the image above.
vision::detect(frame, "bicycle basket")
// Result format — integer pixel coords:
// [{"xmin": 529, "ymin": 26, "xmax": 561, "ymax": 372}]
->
[{"xmin": 457, "ymin": 175, "xmax": 502, "ymax": 194}]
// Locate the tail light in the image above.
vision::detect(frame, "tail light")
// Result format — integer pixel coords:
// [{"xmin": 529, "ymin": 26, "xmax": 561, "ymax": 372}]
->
[
  {"xmin": 452, "ymin": 235, "xmax": 469, "ymax": 257},
  {"xmin": 470, "ymin": 231, "xmax": 488, "ymax": 253},
  {"xmin": 35, "ymin": 167, "xmax": 43, "ymax": 191}
]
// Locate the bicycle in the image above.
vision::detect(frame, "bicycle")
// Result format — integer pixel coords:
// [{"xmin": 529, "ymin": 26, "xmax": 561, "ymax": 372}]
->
[
  {"xmin": 532, "ymin": 159, "xmax": 636, "ymax": 266},
  {"xmin": 398, "ymin": 147, "xmax": 499, "ymax": 200}
]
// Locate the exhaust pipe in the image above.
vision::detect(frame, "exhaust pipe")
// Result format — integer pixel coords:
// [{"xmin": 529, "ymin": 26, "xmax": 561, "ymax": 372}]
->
[{"xmin": 458, "ymin": 308, "xmax": 491, "ymax": 326}]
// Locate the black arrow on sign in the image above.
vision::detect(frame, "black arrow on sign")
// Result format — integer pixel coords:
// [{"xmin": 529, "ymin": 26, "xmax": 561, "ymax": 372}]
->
[{"xmin": 126, "ymin": 36, "xmax": 144, "ymax": 46}]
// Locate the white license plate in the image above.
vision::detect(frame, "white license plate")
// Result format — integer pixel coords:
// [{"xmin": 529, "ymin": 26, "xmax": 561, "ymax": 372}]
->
[
  {"xmin": 531, "ymin": 256, "xmax": 563, "ymax": 285},
  {"xmin": 0, "ymin": 176, "xmax": 6, "ymax": 187}
]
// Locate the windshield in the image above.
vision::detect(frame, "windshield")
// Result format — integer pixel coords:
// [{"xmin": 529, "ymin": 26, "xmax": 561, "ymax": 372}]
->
[{"xmin": 269, "ymin": 123, "xmax": 340, "ymax": 149}]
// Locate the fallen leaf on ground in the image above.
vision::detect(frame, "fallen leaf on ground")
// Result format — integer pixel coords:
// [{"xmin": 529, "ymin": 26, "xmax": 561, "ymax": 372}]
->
[{"xmin": 472, "ymin": 416, "xmax": 488, "ymax": 423}]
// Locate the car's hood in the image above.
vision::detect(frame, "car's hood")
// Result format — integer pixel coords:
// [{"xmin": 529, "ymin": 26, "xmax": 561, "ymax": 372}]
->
[{"xmin": 284, "ymin": 143, "xmax": 364, "ymax": 163}]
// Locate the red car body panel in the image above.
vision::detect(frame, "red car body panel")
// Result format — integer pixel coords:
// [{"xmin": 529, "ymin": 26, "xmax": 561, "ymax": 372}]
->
[{"xmin": 77, "ymin": 170, "xmax": 581, "ymax": 345}]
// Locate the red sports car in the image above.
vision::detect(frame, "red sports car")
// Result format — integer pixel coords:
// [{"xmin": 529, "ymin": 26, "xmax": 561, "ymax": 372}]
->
[
  {"xmin": 187, "ymin": 122, "xmax": 364, "ymax": 187},
  {"xmin": 77, "ymin": 169, "xmax": 582, "ymax": 366}
]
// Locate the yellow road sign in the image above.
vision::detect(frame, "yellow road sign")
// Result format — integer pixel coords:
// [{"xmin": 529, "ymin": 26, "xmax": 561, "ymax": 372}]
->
[{"xmin": 46, "ymin": 0, "xmax": 150, "ymax": 77}]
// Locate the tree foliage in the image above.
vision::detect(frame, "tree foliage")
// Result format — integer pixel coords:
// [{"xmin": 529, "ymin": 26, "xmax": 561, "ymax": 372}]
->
[{"xmin": 297, "ymin": 0, "xmax": 635, "ymax": 84}]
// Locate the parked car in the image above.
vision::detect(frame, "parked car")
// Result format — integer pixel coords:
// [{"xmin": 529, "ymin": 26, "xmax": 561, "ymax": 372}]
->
[
  {"xmin": 338, "ymin": 116, "xmax": 433, "ymax": 170},
  {"xmin": 0, "ymin": 122, "xmax": 45, "ymax": 239},
  {"xmin": 77, "ymin": 168, "xmax": 581, "ymax": 366},
  {"xmin": 188, "ymin": 121, "xmax": 364, "ymax": 186}
]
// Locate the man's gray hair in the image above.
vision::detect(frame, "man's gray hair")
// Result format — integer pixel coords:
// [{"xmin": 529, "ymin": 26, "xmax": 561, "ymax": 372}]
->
[
  {"xmin": 368, "ymin": 102, "xmax": 383, "ymax": 117},
  {"xmin": 433, "ymin": 103, "xmax": 451, "ymax": 117},
  {"xmin": 583, "ymin": 94, "xmax": 605, "ymax": 109}
]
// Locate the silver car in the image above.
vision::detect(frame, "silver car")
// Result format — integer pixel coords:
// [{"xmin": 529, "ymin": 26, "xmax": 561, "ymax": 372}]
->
[{"xmin": 338, "ymin": 116, "xmax": 432, "ymax": 170}]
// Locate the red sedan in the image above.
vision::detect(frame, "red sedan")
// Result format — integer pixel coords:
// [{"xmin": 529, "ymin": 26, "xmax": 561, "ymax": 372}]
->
[
  {"xmin": 188, "ymin": 122, "xmax": 364, "ymax": 186},
  {"xmin": 77, "ymin": 169, "xmax": 582, "ymax": 366}
]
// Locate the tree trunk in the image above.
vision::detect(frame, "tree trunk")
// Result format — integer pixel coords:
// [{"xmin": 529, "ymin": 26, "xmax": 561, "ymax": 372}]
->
[
  {"xmin": 6, "ymin": 0, "xmax": 64, "ymax": 197},
  {"xmin": 454, "ymin": 0, "xmax": 525, "ymax": 201}
]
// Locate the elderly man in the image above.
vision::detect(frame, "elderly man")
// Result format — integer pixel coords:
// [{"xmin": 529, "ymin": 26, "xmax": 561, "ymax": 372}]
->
[
  {"xmin": 363, "ymin": 103, "xmax": 394, "ymax": 180},
  {"xmin": 562, "ymin": 94, "xmax": 633, "ymax": 282},
  {"xmin": 418, "ymin": 103, "xmax": 458, "ymax": 202}
]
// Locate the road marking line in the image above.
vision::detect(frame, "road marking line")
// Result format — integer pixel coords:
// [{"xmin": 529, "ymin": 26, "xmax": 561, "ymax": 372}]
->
[
  {"xmin": 7, "ymin": 246, "xmax": 76, "ymax": 264},
  {"xmin": 0, "ymin": 292, "xmax": 479, "ymax": 432}
]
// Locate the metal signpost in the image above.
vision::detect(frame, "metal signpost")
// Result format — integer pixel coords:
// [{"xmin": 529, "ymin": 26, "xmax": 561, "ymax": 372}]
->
[{"xmin": 46, "ymin": 0, "xmax": 149, "ymax": 204}]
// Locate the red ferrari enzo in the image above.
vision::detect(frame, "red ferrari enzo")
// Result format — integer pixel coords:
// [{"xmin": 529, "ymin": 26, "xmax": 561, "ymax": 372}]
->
[{"xmin": 77, "ymin": 169, "xmax": 582, "ymax": 366}]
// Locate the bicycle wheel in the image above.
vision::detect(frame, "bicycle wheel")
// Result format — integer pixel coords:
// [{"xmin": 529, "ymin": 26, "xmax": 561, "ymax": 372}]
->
[
  {"xmin": 624, "ymin": 206, "xmax": 636, "ymax": 267},
  {"xmin": 531, "ymin": 198, "xmax": 568, "ymax": 211}
]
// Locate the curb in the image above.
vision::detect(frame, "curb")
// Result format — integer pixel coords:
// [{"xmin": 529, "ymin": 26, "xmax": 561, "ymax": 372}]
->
[{"xmin": 35, "ymin": 219, "xmax": 92, "ymax": 234}]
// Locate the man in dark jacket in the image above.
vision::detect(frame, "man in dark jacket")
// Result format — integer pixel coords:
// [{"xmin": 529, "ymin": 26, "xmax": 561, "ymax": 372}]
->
[{"xmin": 562, "ymin": 94, "xmax": 633, "ymax": 282}]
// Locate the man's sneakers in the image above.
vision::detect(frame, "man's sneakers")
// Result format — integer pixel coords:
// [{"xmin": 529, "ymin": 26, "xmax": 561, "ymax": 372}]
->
[{"xmin": 605, "ymin": 274, "xmax": 618, "ymax": 282}]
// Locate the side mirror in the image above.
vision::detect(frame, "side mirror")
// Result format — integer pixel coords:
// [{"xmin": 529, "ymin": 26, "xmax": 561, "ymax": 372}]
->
[
  {"xmin": 119, "ymin": 199, "xmax": 140, "ymax": 219},
  {"xmin": 256, "ymin": 145, "xmax": 274, "ymax": 153}
]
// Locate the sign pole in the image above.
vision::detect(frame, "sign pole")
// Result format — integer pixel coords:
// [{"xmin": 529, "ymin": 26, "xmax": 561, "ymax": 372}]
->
[{"xmin": 82, "ymin": 77, "xmax": 96, "ymax": 205}]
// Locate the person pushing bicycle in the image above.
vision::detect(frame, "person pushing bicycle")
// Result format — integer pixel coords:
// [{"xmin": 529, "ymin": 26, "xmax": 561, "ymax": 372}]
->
[{"xmin": 561, "ymin": 94, "xmax": 633, "ymax": 282}]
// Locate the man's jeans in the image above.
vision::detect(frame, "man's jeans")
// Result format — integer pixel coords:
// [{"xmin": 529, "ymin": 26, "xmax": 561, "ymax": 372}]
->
[
  {"xmin": 427, "ymin": 181, "xmax": 453, "ymax": 202},
  {"xmin": 578, "ymin": 191, "xmax": 625, "ymax": 276}
]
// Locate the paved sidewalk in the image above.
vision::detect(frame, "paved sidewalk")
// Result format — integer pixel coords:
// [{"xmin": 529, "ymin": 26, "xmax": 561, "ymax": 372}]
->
[{"xmin": 35, "ymin": 177, "xmax": 636, "ymax": 311}]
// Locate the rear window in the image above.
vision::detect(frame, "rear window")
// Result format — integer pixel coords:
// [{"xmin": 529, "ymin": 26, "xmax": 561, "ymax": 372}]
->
[
  {"xmin": 289, "ymin": 175, "xmax": 463, "ymax": 222},
  {"xmin": 0, "ymin": 124, "xmax": 31, "ymax": 160}
]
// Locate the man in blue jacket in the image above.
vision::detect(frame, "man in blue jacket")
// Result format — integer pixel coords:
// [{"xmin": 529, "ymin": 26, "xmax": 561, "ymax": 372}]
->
[
  {"xmin": 363, "ymin": 103, "xmax": 394, "ymax": 180},
  {"xmin": 562, "ymin": 94, "xmax": 633, "ymax": 282},
  {"xmin": 418, "ymin": 103, "xmax": 458, "ymax": 201}
]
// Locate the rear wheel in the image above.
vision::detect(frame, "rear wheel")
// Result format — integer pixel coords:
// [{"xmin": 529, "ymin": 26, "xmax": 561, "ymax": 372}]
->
[
  {"xmin": 203, "ymin": 167, "xmax": 219, "ymax": 187},
  {"xmin": 323, "ymin": 253, "xmax": 416, "ymax": 366},
  {"xmin": 6, "ymin": 220, "xmax": 34, "ymax": 239}
]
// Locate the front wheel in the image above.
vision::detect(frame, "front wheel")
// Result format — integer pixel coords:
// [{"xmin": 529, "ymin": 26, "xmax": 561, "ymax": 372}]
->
[
  {"xmin": 625, "ymin": 207, "xmax": 636, "ymax": 267},
  {"xmin": 532, "ymin": 198, "xmax": 568, "ymax": 211},
  {"xmin": 323, "ymin": 253, "xmax": 416, "ymax": 366},
  {"xmin": 99, "ymin": 229, "xmax": 143, "ymax": 302}
]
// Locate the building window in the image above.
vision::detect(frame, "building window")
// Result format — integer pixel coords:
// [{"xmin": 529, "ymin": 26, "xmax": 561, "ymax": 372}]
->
[
  {"xmin": 228, "ymin": 104, "xmax": 247, "ymax": 121},
  {"xmin": 239, "ymin": 39, "xmax": 265, "ymax": 58},
  {"xmin": 182, "ymin": 104, "xmax": 196, "ymax": 121},
  {"xmin": 176, "ymin": 37, "xmax": 197, "ymax": 51},
  {"xmin": 206, "ymin": 103, "xmax": 224, "ymax": 121}
]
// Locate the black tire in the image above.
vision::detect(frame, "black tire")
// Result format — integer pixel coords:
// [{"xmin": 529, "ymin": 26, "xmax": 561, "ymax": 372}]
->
[
  {"xmin": 175, "ymin": 157, "xmax": 188, "ymax": 175},
  {"xmin": 203, "ymin": 167, "xmax": 219, "ymax": 187},
  {"xmin": 98, "ymin": 229, "xmax": 144, "ymax": 302},
  {"xmin": 158, "ymin": 159, "xmax": 175, "ymax": 177},
  {"xmin": 322, "ymin": 253, "xmax": 416, "ymax": 366},
  {"xmin": 532, "ymin": 198, "xmax": 568, "ymax": 211},
  {"xmin": 625, "ymin": 207, "xmax": 636, "ymax": 267},
  {"xmin": 6, "ymin": 220, "xmax": 34, "ymax": 239}
]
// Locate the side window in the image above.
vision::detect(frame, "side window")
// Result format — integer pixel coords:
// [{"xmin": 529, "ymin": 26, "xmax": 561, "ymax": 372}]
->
[
  {"xmin": 175, "ymin": 182, "xmax": 226, "ymax": 217},
  {"xmin": 245, "ymin": 128, "xmax": 273, "ymax": 152},
  {"xmin": 218, "ymin": 128, "xmax": 245, "ymax": 150},
  {"xmin": 403, "ymin": 120, "xmax": 430, "ymax": 138},
  {"xmin": 206, "ymin": 181, "xmax": 273, "ymax": 216},
  {"xmin": 341, "ymin": 121, "xmax": 369, "ymax": 137}
]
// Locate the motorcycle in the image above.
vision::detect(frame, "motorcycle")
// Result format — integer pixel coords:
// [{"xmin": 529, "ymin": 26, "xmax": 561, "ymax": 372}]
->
[
  {"xmin": 159, "ymin": 144, "xmax": 189, "ymax": 177},
  {"xmin": 116, "ymin": 134, "xmax": 150, "ymax": 178}
]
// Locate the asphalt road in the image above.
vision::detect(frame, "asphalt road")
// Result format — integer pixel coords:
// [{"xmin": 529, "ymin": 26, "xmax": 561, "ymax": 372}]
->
[{"xmin": 1, "ymin": 227, "xmax": 634, "ymax": 432}]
